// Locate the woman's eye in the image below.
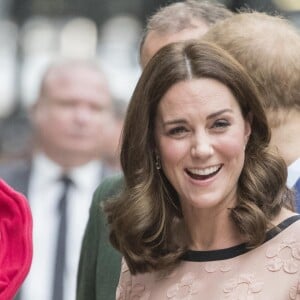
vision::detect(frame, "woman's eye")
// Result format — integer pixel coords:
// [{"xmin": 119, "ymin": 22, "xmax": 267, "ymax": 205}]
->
[
  {"xmin": 168, "ymin": 126, "xmax": 188, "ymax": 136},
  {"xmin": 213, "ymin": 119, "xmax": 230, "ymax": 129}
]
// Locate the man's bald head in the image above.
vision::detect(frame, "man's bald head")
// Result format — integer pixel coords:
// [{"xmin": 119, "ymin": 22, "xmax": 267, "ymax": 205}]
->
[{"xmin": 140, "ymin": 0, "xmax": 232, "ymax": 67}]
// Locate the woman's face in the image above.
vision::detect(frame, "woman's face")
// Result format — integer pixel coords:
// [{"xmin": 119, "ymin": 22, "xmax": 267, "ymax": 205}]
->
[{"xmin": 155, "ymin": 78, "xmax": 251, "ymax": 214}]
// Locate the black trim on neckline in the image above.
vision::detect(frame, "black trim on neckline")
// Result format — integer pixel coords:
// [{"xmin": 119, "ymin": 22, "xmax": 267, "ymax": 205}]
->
[{"xmin": 181, "ymin": 214, "xmax": 300, "ymax": 262}]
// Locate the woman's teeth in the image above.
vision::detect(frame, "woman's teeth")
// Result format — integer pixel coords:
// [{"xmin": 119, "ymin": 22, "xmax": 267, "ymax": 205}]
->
[{"xmin": 186, "ymin": 165, "xmax": 222, "ymax": 180}]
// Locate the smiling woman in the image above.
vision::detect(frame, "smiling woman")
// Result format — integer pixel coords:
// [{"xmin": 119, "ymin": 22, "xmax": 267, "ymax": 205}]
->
[
  {"xmin": 104, "ymin": 40, "xmax": 297, "ymax": 299},
  {"xmin": 155, "ymin": 78, "xmax": 251, "ymax": 213}
]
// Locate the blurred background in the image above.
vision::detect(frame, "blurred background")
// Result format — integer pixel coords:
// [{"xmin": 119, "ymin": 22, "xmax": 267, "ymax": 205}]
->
[{"xmin": 0, "ymin": 0, "xmax": 299, "ymax": 161}]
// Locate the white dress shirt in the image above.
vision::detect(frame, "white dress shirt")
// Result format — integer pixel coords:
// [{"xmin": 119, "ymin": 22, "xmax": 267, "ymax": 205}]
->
[{"xmin": 21, "ymin": 153, "xmax": 103, "ymax": 300}]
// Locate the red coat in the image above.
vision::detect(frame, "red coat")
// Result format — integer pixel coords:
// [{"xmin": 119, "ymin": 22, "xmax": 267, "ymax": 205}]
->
[{"xmin": 0, "ymin": 179, "xmax": 33, "ymax": 300}]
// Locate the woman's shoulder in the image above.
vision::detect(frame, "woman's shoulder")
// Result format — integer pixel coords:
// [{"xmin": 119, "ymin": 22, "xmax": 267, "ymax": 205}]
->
[
  {"xmin": 266, "ymin": 209, "xmax": 300, "ymax": 240},
  {"xmin": 271, "ymin": 208, "xmax": 298, "ymax": 227},
  {"xmin": 261, "ymin": 212, "xmax": 300, "ymax": 263}
]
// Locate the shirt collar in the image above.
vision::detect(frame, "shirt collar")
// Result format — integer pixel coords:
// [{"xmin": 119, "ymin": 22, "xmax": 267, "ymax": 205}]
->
[
  {"xmin": 31, "ymin": 152, "xmax": 102, "ymax": 190},
  {"xmin": 69, "ymin": 160, "xmax": 102, "ymax": 190}
]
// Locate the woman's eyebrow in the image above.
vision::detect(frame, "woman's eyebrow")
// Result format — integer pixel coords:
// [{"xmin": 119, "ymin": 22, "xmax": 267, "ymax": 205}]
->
[{"xmin": 207, "ymin": 108, "xmax": 233, "ymax": 120}]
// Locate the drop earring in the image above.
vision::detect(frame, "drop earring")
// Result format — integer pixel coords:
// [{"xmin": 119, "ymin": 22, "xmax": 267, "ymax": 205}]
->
[{"xmin": 155, "ymin": 154, "xmax": 161, "ymax": 170}]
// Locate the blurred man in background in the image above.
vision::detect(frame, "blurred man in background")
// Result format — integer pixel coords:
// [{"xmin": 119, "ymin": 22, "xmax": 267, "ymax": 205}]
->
[
  {"xmin": 139, "ymin": 0, "xmax": 232, "ymax": 67},
  {"xmin": 0, "ymin": 59, "xmax": 115, "ymax": 300}
]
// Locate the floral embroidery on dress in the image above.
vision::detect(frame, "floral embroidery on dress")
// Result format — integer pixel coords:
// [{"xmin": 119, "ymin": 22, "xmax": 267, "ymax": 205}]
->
[
  {"xmin": 223, "ymin": 273, "xmax": 264, "ymax": 299},
  {"xmin": 117, "ymin": 283, "xmax": 150, "ymax": 300},
  {"xmin": 131, "ymin": 283, "xmax": 150, "ymax": 300},
  {"xmin": 166, "ymin": 272, "xmax": 200, "ymax": 300},
  {"xmin": 266, "ymin": 235, "xmax": 300, "ymax": 273},
  {"xmin": 116, "ymin": 285, "xmax": 126, "ymax": 300},
  {"xmin": 289, "ymin": 274, "xmax": 300, "ymax": 300},
  {"xmin": 289, "ymin": 282, "xmax": 300, "ymax": 300},
  {"xmin": 205, "ymin": 261, "xmax": 232, "ymax": 273},
  {"xmin": 155, "ymin": 267, "xmax": 178, "ymax": 282}
]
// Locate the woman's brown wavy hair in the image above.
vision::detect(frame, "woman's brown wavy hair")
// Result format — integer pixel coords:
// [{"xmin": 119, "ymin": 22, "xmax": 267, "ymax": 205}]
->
[{"xmin": 104, "ymin": 40, "xmax": 294, "ymax": 275}]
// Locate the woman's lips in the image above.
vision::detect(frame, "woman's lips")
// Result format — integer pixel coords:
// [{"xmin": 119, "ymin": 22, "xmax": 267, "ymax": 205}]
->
[{"xmin": 185, "ymin": 164, "xmax": 223, "ymax": 180}]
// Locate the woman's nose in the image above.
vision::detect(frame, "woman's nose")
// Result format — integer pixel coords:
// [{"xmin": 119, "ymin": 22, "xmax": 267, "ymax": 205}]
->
[{"xmin": 190, "ymin": 133, "xmax": 213, "ymax": 158}]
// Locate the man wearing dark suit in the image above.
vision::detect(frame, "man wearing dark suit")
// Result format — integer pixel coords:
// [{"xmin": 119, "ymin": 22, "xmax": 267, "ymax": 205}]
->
[
  {"xmin": 0, "ymin": 59, "xmax": 115, "ymax": 300},
  {"xmin": 76, "ymin": 1, "xmax": 233, "ymax": 300}
]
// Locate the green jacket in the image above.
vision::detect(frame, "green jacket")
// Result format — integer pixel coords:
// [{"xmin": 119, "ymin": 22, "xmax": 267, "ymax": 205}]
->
[{"xmin": 76, "ymin": 175, "xmax": 124, "ymax": 300}]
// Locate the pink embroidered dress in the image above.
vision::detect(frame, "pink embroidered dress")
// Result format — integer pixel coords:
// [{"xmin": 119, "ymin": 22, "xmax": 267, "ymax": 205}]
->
[{"xmin": 116, "ymin": 215, "xmax": 300, "ymax": 300}]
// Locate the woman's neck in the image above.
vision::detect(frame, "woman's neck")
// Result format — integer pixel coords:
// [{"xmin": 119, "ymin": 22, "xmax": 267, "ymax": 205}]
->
[{"xmin": 184, "ymin": 208, "xmax": 245, "ymax": 251}]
